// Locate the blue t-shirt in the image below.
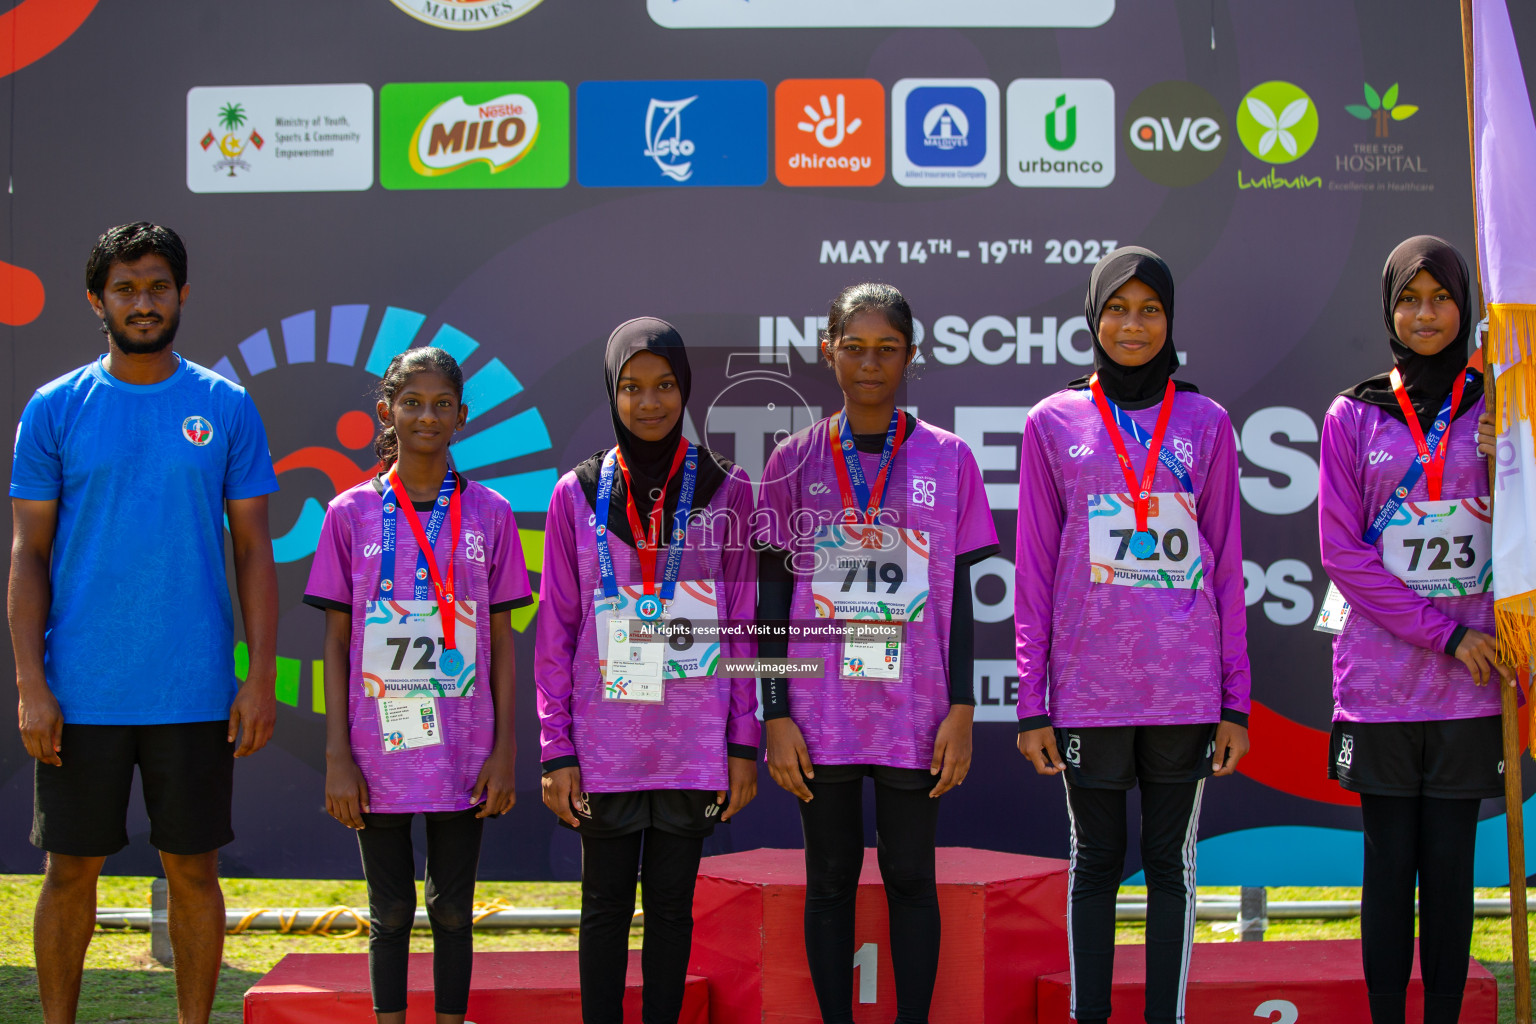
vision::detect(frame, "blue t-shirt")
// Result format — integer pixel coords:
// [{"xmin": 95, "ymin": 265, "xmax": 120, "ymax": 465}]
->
[{"xmin": 10, "ymin": 355, "xmax": 278, "ymax": 725}]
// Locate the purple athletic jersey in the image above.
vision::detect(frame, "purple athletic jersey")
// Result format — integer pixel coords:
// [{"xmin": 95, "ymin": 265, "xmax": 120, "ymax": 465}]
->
[
  {"xmin": 1014, "ymin": 388, "xmax": 1250, "ymax": 727},
  {"xmin": 535, "ymin": 463, "xmax": 760, "ymax": 792},
  {"xmin": 757, "ymin": 417, "xmax": 997, "ymax": 769},
  {"xmin": 1319, "ymin": 395, "xmax": 1498, "ymax": 723},
  {"xmin": 305, "ymin": 478, "xmax": 531, "ymax": 813}
]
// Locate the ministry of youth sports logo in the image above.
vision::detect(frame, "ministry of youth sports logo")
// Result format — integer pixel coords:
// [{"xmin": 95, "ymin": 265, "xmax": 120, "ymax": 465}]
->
[{"xmin": 182, "ymin": 416, "xmax": 214, "ymax": 446}]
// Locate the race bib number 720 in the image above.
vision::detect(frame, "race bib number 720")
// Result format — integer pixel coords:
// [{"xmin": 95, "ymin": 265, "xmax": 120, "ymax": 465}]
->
[{"xmin": 1087, "ymin": 491, "xmax": 1203, "ymax": 589}]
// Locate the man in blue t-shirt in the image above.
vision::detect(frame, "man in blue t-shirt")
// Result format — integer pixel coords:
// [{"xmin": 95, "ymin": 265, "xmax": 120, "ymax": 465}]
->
[{"xmin": 9, "ymin": 222, "xmax": 279, "ymax": 1024}]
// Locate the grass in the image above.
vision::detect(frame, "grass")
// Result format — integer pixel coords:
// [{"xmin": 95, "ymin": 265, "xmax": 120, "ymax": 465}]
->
[{"xmin": 0, "ymin": 878, "xmax": 1531, "ymax": 1022}]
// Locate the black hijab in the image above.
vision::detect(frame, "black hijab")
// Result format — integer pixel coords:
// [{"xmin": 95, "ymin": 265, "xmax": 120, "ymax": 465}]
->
[
  {"xmin": 1068, "ymin": 246, "xmax": 1199, "ymax": 409},
  {"xmin": 1341, "ymin": 235, "xmax": 1483, "ymax": 431},
  {"xmin": 574, "ymin": 317, "xmax": 731, "ymax": 546}
]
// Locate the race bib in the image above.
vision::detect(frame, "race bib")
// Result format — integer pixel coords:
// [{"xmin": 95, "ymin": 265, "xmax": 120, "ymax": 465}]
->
[
  {"xmin": 810, "ymin": 524, "xmax": 931, "ymax": 621},
  {"xmin": 1313, "ymin": 580, "xmax": 1353, "ymax": 635},
  {"xmin": 594, "ymin": 580, "xmax": 722, "ymax": 686},
  {"xmin": 362, "ymin": 599, "xmax": 478, "ymax": 698},
  {"xmin": 1380, "ymin": 497, "xmax": 1493, "ymax": 596},
  {"xmin": 1086, "ymin": 491, "xmax": 1204, "ymax": 589},
  {"xmin": 379, "ymin": 697, "xmax": 443, "ymax": 753}
]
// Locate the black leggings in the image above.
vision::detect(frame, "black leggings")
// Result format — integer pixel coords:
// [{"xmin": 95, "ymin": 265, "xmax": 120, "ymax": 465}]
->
[
  {"xmin": 1065, "ymin": 779, "xmax": 1204, "ymax": 1024},
  {"xmin": 356, "ymin": 809, "xmax": 484, "ymax": 1015},
  {"xmin": 579, "ymin": 827, "xmax": 705, "ymax": 1024},
  {"xmin": 1360, "ymin": 794, "xmax": 1481, "ymax": 1024},
  {"xmin": 798, "ymin": 774, "xmax": 942, "ymax": 1024}
]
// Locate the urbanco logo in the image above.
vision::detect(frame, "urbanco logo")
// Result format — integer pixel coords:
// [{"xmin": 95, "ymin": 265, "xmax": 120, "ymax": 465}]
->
[
  {"xmin": 1122, "ymin": 80, "xmax": 1226, "ymax": 187},
  {"xmin": 380, "ymin": 81, "xmax": 569, "ymax": 189},
  {"xmin": 385, "ymin": 0, "xmax": 545, "ymax": 30},
  {"xmin": 208, "ymin": 303, "xmax": 557, "ymax": 712},
  {"xmin": 1235, "ymin": 80, "xmax": 1319, "ymax": 164},
  {"xmin": 1006, "ymin": 78, "xmax": 1114, "ymax": 188},
  {"xmin": 775, "ymin": 79, "xmax": 885, "ymax": 186},
  {"xmin": 1345, "ymin": 82, "xmax": 1417, "ymax": 138}
]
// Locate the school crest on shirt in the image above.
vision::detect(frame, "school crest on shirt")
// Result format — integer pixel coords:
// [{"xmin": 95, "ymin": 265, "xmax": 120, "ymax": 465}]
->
[{"xmin": 181, "ymin": 416, "xmax": 213, "ymax": 446}]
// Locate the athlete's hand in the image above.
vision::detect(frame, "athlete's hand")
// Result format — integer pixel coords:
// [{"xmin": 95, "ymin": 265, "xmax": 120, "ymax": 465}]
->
[
  {"xmin": 1476, "ymin": 410, "xmax": 1498, "ymax": 460},
  {"xmin": 228, "ymin": 676, "xmax": 276, "ymax": 757},
  {"xmin": 473, "ymin": 742, "xmax": 517, "ymax": 818},
  {"xmin": 17, "ymin": 683, "xmax": 63, "ymax": 766},
  {"xmin": 1211, "ymin": 722, "xmax": 1250, "ymax": 776},
  {"xmin": 719, "ymin": 756, "xmax": 758, "ymax": 822},
  {"xmin": 765, "ymin": 717, "xmax": 815, "ymax": 802},
  {"xmin": 542, "ymin": 766, "xmax": 583, "ymax": 827},
  {"xmin": 1018, "ymin": 726, "xmax": 1065, "ymax": 776},
  {"xmin": 325, "ymin": 754, "xmax": 370, "ymax": 830},
  {"xmin": 929, "ymin": 704, "xmax": 974, "ymax": 798},
  {"xmin": 1455, "ymin": 629, "xmax": 1515, "ymax": 687}
]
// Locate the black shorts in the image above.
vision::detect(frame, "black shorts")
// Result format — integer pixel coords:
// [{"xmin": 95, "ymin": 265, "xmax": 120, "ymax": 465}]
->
[
  {"xmin": 1055, "ymin": 723, "xmax": 1218, "ymax": 790},
  {"xmin": 565, "ymin": 789, "xmax": 724, "ymax": 839},
  {"xmin": 1329, "ymin": 716, "xmax": 1505, "ymax": 799},
  {"xmin": 808, "ymin": 762, "xmax": 935, "ymax": 792},
  {"xmin": 32, "ymin": 721, "xmax": 235, "ymax": 857}
]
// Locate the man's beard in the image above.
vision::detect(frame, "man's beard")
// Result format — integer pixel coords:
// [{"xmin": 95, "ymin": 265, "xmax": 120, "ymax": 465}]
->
[{"xmin": 104, "ymin": 308, "xmax": 180, "ymax": 355}]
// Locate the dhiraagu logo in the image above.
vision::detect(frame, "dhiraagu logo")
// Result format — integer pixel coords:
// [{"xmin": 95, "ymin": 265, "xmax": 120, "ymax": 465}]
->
[
  {"xmin": 381, "ymin": 81, "xmax": 569, "ymax": 189},
  {"xmin": 210, "ymin": 304, "xmax": 556, "ymax": 713},
  {"xmin": 1235, "ymin": 81, "xmax": 1318, "ymax": 164}
]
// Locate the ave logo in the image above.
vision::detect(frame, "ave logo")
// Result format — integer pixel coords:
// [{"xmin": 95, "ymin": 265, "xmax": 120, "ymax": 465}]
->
[
  {"xmin": 1123, "ymin": 81, "xmax": 1227, "ymax": 186},
  {"xmin": 775, "ymin": 79, "xmax": 885, "ymax": 186}
]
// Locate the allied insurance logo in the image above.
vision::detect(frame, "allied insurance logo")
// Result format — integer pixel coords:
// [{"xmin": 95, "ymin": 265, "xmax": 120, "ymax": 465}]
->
[
  {"xmin": 576, "ymin": 80, "xmax": 768, "ymax": 187},
  {"xmin": 380, "ymin": 82, "xmax": 569, "ymax": 189},
  {"xmin": 385, "ymin": 0, "xmax": 545, "ymax": 30},
  {"xmin": 1235, "ymin": 80, "xmax": 1319, "ymax": 164},
  {"xmin": 1123, "ymin": 80, "xmax": 1226, "ymax": 187},
  {"xmin": 1006, "ymin": 78, "xmax": 1114, "ymax": 188},
  {"xmin": 774, "ymin": 79, "xmax": 885, "ymax": 186},
  {"xmin": 891, "ymin": 78, "xmax": 1000, "ymax": 188}
]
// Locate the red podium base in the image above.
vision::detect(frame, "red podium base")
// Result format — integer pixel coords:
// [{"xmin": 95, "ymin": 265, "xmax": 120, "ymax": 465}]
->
[
  {"xmin": 688, "ymin": 847, "xmax": 1069, "ymax": 1024},
  {"xmin": 1036, "ymin": 940, "xmax": 1497, "ymax": 1023},
  {"xmin": 243, "ymin": 950, "xmax": 710, "ymax": 1023}
]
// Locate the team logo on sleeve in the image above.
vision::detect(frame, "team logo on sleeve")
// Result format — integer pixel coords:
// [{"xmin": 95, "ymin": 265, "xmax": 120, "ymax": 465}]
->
[{"xmin": 181, "ymin": 416, "xmax": 214, "ymax": 446}]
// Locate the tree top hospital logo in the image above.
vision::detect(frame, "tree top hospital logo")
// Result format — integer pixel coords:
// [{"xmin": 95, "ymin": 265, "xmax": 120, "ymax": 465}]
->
[
  {"xmin": 774, "ymin": 78, "xmax": 885, "ymax": 186},
  {"xmin": 381, "ymin": 82, "xmax": 569, "ymax": 189},
  {"xmin": 1006, "ymin": 78, "xmax": 1114, "ymax": 189},
  {"xmin": 1236, "ymin": 80, "xmax": 1319, "ymax": 164},
  {"xmin": 182, "ymin": 416, "xmax": 213, "ymax": 446},
  {"xmin": 577, "ymin": 80, "xmax": 768, "ymax": 187},
  {"xmin": 891, "ymin": 79, "xmax": 999, "ymax": 187},
  {"xmin": 385, "ymin": 0, "xmax": 545, "ymax": 30},
  {"xmin": 1123, "ymin": 80, "xmax": 1227, "ymax": 187}
]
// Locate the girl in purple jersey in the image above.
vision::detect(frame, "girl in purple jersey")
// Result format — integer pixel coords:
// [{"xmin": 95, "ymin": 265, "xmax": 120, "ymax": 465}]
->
[
  {"xmin": 758, "ymin": 283, "xmax": 998, "ymax": 1024},
  {"xmin": 1014, "ymin": 248, "xmax": 1250, "ymax": 1024},
  {"xmin": 536, "ymin": 318, "xmax": 759, "ymax": 1024},
  {"xmin": 1319, "ymin": 236, "xmax": 1514, "ymax": 1024},
  {"xmin": 304, "ymin": 347, "xmax": 533, "ymax": 1024}
]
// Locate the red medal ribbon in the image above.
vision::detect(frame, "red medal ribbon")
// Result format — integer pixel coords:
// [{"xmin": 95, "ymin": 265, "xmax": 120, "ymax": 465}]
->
[
  {"xmin": 614, "ymin": 439, "xmax": 690, "ymax": 596},
  {"xmin": 387, "ymin": 466, "xmax": 462, "ymax": 652},
  {"xmin": 1089, "ymin": 374, "xmax": 1177, "ymax": 532},
  {"xmin": 1389, "ymin": 366, "xmax": 1467, "ymax": 502},
  {"xmin": 828, "ymin": 410, "xmax": 907, "ymax": 530}
]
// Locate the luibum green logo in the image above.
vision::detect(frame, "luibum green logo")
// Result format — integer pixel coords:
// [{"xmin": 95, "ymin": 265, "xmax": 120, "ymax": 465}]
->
[{"xmin": 1236, "ymin": 81, "xmax": 1318, "ymax": 164}]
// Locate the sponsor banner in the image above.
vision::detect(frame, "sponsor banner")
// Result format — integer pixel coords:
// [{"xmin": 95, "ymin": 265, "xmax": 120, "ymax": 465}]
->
[
  {"xmin": 576, "ymin": 80, "xmax": 769, "ymax": 188},
  {"xmin": 648, "ymin": 0, "xmax": 1114, "ymax": 28},
  {"xmin": 379, "ymin": 81, "xmax": 569, "ymax": 190},
  {"xmin": 186, "ymin": 84, "xmax": 373, "ymax": 194},
  {"xmin": 1123, "ymin": 79, "xmax": 1227, "ymax": 187},
  {"xmin": 1006, "ymin": 78, "xmax": 1115, "ymax": 189},
  {"xmin": 891, "ymin": 78, "xmax": 1000, "ymax": 188},
  {"xmin": 385, "ymin": 0, "xmax": 545, "ymax": 30},
  {"xmin": 775, "ymin": 79, "xmax": 885, "ymax": 187}
]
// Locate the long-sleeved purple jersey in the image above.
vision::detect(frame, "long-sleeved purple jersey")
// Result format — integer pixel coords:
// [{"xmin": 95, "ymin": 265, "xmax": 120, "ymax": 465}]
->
[
  {"xmin": 1014, "ymin": 387, "xmax": 1250, "ymax": 728},
  {"xmin": 535, "ymin": 463, "xmax": 760, "ymax": 791},
  {"xmin": 1318, "ymin": 394, "xmax": 1497, "ymax": 723}
]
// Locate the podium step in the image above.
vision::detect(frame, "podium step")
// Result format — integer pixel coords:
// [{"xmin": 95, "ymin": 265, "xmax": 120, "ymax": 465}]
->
[
  {"xmin": 244, "ymin": 950, "xmax": 709, "ymax": 1023},
  {"xmin": 1036, "ymin": 939, "xmax": 1497, "ymax": 1023}
]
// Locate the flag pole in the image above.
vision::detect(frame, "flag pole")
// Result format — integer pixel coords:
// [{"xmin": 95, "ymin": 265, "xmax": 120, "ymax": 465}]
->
[{"xmin": 1462, "ymin": 2, "xmax": 1531, "ymax": 1018}]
